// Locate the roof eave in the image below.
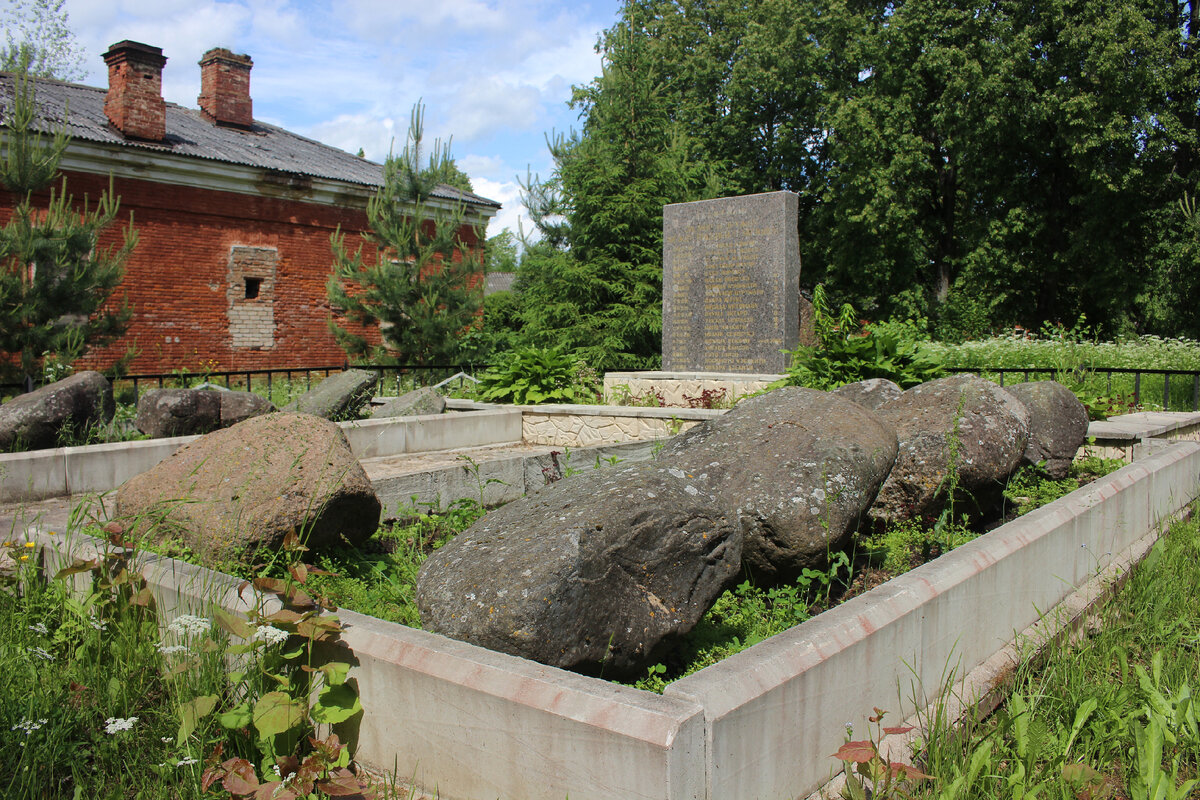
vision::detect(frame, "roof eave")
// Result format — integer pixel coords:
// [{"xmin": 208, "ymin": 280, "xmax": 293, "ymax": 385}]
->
[{"xmin": 46, "ymin": 137, "xmax": 498, "ymax": 224}]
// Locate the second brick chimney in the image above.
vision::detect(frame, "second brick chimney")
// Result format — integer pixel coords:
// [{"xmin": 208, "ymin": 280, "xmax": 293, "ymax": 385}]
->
[
  {"xmin": 102, "ymin": 40, "xmax": 167, "ymax": 142},
  {"xmin": 198, "ymin": 48, "xmax": 253, "ymax": 128}
]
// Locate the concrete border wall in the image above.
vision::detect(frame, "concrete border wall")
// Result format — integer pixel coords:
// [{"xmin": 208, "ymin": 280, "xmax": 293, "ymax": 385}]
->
[
  {"xmin": 0, "ymin": 410, "xmax": 522, "ymax": 503},
  {"xmin": 663, "ymin": 441, "xmax": 1200, "ymax": 799},
  {"xmin": 447, "ymin": 399, "xmax": 721, "ymax": 447},
  {"xmin": 603, "ymin": 371, "xmax": 782, "ymax": 408},
  {"xmin": 1085, "ymin": 410, "xmax": 1200, "ymax": 461},
  {"xmin": 18, "ymin": 441, "xmax": 1200, "ymax": 800}
]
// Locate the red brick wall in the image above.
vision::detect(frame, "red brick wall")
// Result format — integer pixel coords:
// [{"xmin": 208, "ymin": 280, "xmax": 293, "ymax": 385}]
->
[{"xmin": 0, "ymin": 169, "xmax": 483, "ymax": 374}]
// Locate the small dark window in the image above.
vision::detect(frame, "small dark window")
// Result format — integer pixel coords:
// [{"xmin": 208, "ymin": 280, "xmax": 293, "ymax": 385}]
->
[{"xmin": 245, "ymin": 277, "xmax": 262, "ymax": 299}]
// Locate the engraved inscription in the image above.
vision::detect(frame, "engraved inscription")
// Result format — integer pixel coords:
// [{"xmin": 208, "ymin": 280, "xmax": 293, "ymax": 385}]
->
[{"xmin": 662, "ymin": 192, "xmax": 800, "ymax": 372}]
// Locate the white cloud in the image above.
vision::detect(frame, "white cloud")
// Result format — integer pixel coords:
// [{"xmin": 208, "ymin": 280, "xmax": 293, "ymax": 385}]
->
[
  {"xmin": 472, "ymin": 176, "xmax": 525, "ymax": 239},
  {"xmin": 444, "ymin": 78, "xmax": 542, "ymax": 141}
]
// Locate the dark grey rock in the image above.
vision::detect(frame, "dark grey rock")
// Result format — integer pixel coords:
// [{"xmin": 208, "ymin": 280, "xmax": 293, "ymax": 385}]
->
[
  {"xmin": 662, "ymin": 192, "xmax": 800, "ymax": 372},
  {"xmin": 371, "ymin": 387, "xmax": 445, "ymax": 418},
  {"xmin": 416, "ymin": 464, "xmax": 741, "ymax": 678},
  {"xmin": 831, "ymin": 378, "xmax": 903, "ymax": 410},
  {"xmin": 115, "ymin": 412, "xmax": 380, "ymax": 562},
  {"xmin": 282, "ymin": 369, "xmax": 378, "ymax": 420},
  {"xmin": 655, "ymin": 386, "xmax": 898, "ymax": 581},
  {"xmin": 0, "ymin": 371, "xmax": 114, "ymax": 451},
  {"xmin": 870, "ymin": 374, "xmax": 1031, "ymax": 526},
  {"xmin": 1005, "ymin": 381, "xmax": 1089, "ymax": 479},
  {"xmin": 136, "ymin": 389, "xmax": 222, "ymax": 438},
  {"xmin": 219, "ymin": 390, "xmax": 275, "ymax": 427}
]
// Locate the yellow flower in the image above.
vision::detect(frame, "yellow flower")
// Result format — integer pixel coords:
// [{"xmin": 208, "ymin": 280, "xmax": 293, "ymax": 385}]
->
[
  {"xmin": 1, "ymin": 541, "xmax": 12, "ymax": 548},
  {"xmin": 46, "ymin": 531, "xmax": 57, "ymax": 536},
  {"xmin": 23, "ymin": 542, "xmax": 35, "ymax": 549},
  {"xmin": 19, "ymin": 555, "xmax": 29, "ymax": 561}
]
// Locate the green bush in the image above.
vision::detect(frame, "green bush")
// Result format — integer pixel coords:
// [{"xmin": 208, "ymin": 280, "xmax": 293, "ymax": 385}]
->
[
  {"xmin": 782, "ymin": 285, "xmax": 945, "ymax": 390},
  {"xmin": 476, "ymin": 346, "xmax": 600, "ymax": 404}
]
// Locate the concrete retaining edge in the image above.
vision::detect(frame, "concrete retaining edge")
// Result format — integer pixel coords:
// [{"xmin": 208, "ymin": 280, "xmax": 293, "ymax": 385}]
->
[
  {"xmin": 0, "ymin": 410, "xmax": 523, "ymax": 503},
  {"xmin": 664, "ymin": 440, "xmax": 1200, "ymax": 800},
  {"xmin": 15, "ymin": 441, "xmax": 1200, "ymax": 800}
]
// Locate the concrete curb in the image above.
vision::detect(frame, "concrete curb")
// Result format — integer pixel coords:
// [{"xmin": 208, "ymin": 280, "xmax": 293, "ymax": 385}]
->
[{"xmin": 16, "ymin": 441, "xmax": 1200, "ymax": 800}]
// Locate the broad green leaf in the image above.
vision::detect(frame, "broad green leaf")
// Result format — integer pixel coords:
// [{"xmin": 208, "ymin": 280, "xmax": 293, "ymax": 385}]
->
[{"xmin": 253, "ymin": 691, "xmax": 305, "ymax": 738}]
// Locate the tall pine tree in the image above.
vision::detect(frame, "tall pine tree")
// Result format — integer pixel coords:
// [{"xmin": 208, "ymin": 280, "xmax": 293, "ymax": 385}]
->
[
  {"xmin": 0, "ymin": 67, "xmax": 135, "ymax": 382},
  {"xmin": 327, "ymin": 105, "xmax": 483, "ymax": 367}
]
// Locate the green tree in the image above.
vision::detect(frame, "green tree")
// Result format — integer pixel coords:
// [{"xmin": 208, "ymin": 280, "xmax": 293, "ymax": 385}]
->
[
  {"xmin": 327, "ymin": 105, "xmax": 483, "ymax": 366},
  {"xmin": 0, "ymin": 0, "xmax": 86, "ymax": 81},
  {"xmin": 0, "ymin": 69, "xmax": 135, "ymax": 382},
  {"xmin": 504, "ymin": 6, "xmax": 723, "ymax": 370},
  {"xmin": 549, "ymin": 0, "xmax": 1200, "ymax": 340}
]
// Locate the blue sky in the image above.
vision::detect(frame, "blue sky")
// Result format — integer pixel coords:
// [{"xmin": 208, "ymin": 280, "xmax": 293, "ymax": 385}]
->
[{"xmin": 60, "ymin": 0, "xmax": 626, "ymax": 238}]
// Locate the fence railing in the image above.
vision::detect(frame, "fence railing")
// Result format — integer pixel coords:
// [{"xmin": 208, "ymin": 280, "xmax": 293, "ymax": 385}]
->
[
  {"xmin": 946, "ymin": 366, "xmax": 1200, "ymax": 412},
  {"xmin": 1, "ymin": 364, "xmax": 488, "ymax": 404}
]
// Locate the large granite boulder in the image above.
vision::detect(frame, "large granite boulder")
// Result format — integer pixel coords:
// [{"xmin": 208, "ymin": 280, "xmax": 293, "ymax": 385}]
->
[
  {"xmin": 371, "ymin": 387, "xmax": 445, "ymax": 418},
  {"xmin": 136, "ymin": 389, "xmax": 222, "ymax": 438},
  {"xmin": 417, "ymin": 464, "xmax": 741, "ymax": 678},
  {"xmin": 654, "ymin": 386, "xmax": 898, "ymax": 582},
  {"xmin": 282, "ymin": 369, "xmax": 378, "ymax": 420},
  {"xmin": 831, "ymin": 378, "xmax": 903, "ymax": 411},
  {"xmin": 0, "ymin": 371, "xmax": 114, "ymax": 451},
  {"xmin": 870, "ymin": 374, "xmax": 1031, "ymax": 526},
  {"xmin": 136, "ymin": 388, "xmax": 275, "ymax": 438},
  {"xmin": 1005, "ymin": 381, "xmax": 1089, "ymax": 479},
  {"xmin": 115, "ymin": 413, "xmax": 380, "ymax": 562}
]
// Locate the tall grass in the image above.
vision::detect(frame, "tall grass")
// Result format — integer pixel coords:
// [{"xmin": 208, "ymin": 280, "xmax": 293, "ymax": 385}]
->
[
  {"xmin": 923, "ymin": 325, "xmax": 1200, "ymax": 412},
  {"xmin": 837, "ymin": 507, "xmax": 1200, "ymax": 799}
]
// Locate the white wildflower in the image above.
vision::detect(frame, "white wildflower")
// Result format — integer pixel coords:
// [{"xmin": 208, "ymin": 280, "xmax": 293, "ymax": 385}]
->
[
  {"xmin": 160, "ymin": 736, "xmax": 173, "ymax": 743},
  {"xmin": 11, "ymin": 717, "xmax": 48, "ymax": 735},
  {"xmin": 166, "ymin": 614, "xmax": 211, "ymax": 637},
  {"xmin": 253, "ymin": 625, "xmax": 290, "ymax": 647},
  {"xmin": 157, "ymin": 644, "xmax": 188, "ymax": 655},
  {"xmin": 27, "ymin": 646, "xmax": 54, "ymax": 662},
  {"xmin": 104, "ymin": 716, "xmax": 138, "ymax": 734},
  {"xmin": 88, "ymin": 617, "xmax": 107, "ymax": 631},
  {"xmin": 28, "ymin": 622, "xmax": 48, "ymax": 635},
  {"xmin": 176, "ymin": 757, "xmax": 199, "ymax": 767}
]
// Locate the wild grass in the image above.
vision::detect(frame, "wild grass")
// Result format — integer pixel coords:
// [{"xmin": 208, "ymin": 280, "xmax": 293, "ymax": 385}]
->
[
  {"xmin": 924, "ymin": 324, "xmax": 1200, "ymax": 414},
  {"xmin": 0, "ymin": 523, "xmax": 407, "ymax": 799},
  {"xmin": 840, "ymin": 507, "xmax": 1200, "ymax": 799}
]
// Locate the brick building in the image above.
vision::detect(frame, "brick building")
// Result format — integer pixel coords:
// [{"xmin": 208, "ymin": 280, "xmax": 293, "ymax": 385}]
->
[{"xmin": 0, "ymin": 40, "xmax": 499, "ymax": 374}]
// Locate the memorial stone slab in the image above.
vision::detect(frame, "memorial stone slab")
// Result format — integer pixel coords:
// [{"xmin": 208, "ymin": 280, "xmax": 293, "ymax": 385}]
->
[{"xmin": 662, "ymin": 191, "xmax": 800, "ymax": 373}]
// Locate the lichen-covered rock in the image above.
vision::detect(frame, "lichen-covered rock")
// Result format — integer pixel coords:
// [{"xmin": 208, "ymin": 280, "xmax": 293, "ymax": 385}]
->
[
  {"xmin": 136, "ymin": 388, "xmax": 222, "ymax": 438},
  {"xmin": 282, "ymin": 369, "xmax": 378, "ymax": 420},
  {"xmin": 0, "ymin": 371, "xmax": 114, "ymax": 451},
  {"xmin": 831, "ymin": 378, "xmax": 903, "ymax": 411},
  {"xmin": 654, "ymin": 386, "xmax": 898, "ymax": 582},
  {"xmin": 416, "ymin": 464, "xmax": 740, "ymax": 677},
  {"xmin": 1005, "ymin": 381, "xmax": 1089, "ymax": 478},
  {"xmin": 218, "ymin": 390, "xmax": 275, "ymax": 427},
  {"xmin": 870, "ymin": 374, "xmax": 1031, "ymax": 526},
  {"xmin": 370, "ymin": 387, "xmax": 445, "ymax": 418},
  {"xmin": 115, "ymin": 413, "xmax": 380, "ymax": 562}
]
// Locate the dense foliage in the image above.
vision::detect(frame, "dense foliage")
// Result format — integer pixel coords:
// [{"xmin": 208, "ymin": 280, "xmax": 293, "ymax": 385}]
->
[
  {"xmin": 0, "ymin": 69, "xmax": 135, "ymax": 382},
  {"xmin": 327, "ymin": 105, "xmax": 483, "ymax": 367},
  {"xmin": 781, "ymin": 286, "xmax": 946, "ymax": 389},
  {"xmin": 492, "ymin": 0, "xmax": 1200, "ymax": 353}
]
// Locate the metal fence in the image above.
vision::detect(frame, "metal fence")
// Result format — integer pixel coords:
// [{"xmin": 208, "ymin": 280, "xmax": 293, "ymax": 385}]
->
[
  {"xmin": 1, "ymin": 363, "xmax": 488, "ymax": 404},
  {"xmin": 946, "ymin": 366, "xmax": 1200, "ymax": 412}
]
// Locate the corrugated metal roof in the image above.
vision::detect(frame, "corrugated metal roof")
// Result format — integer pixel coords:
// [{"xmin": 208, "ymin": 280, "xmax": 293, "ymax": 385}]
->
[{"xmin": 0, "ymin": 72, "xmax": 499, "ymax": 209}]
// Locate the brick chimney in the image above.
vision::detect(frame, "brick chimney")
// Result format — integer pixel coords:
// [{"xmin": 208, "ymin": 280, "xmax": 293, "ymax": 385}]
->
[
  {"xmin": 102, "ymin": 40, "xmax": 167, "ymax": 142},
  {"xmin": 198, "ymin": 48, "xmax": 253, "ymax": 128}
]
